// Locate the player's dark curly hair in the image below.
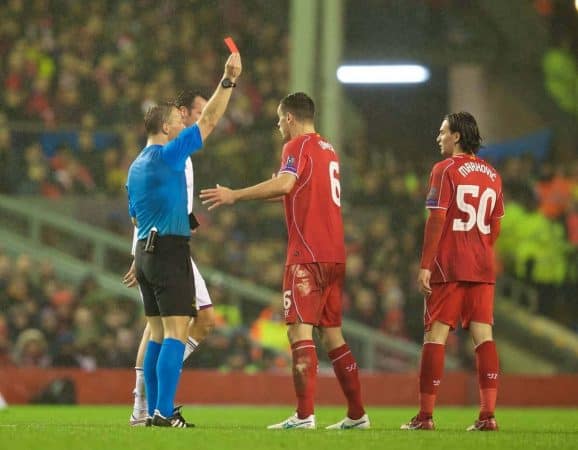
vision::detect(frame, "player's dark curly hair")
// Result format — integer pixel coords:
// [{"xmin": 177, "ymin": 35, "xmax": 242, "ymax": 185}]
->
[
  {"xmin": 174, "ymin": 90, "xmax": 206, "ymax": 110},
  {"xmin": 280, "ymin": 92, "xmax": 315, "ymax": 122},
  {"xmin": 144, "ymin": 102, "xmax": 175, "ymax": 135},
  {"xmin": 445, "ymin": 111, "xmax": 483, "ymax": 154}
]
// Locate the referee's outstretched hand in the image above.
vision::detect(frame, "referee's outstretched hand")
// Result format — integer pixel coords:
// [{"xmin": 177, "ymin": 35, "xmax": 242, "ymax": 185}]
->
[{"xmin": 224, "ymin": 52, "xmax": 242, "ymax": 82}]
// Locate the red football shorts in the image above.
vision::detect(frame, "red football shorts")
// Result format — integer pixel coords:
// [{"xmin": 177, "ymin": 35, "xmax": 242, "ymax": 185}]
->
[
  {"xmin": 424, "ymin": 282, "xmax": 494, "ymax": 331},
  {"xmin": 282, "ymin": 262, "xmax": 345, "ymax": 327}
]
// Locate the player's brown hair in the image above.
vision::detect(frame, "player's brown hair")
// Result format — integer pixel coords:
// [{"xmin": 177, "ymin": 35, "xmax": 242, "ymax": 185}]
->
[
  {"xmin": 174, "ymin": 90, "xmax": 207, "ymax": 110},
  {"xmin": 445, "ymin": 111, "xmax": 483, "ymax": 154},
  {"xmin": 144, "ymin": 102, "xmax": 176, "ymax": 135},
  {"xmin": 279, "ymin": 92, "xmax": 315, "ymax": 122}
]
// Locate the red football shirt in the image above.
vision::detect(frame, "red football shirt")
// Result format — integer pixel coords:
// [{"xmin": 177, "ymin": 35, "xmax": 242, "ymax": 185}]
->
[
  {"xmin": 425, "ymin": 154, "xmax": 505, "ymax": 283},
  {"xmin": 278, "ymin": 133, "xmax": 346, "ymax": 265}
]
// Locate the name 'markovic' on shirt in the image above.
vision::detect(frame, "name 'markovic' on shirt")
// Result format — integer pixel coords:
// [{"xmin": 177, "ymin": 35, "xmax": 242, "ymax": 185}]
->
[{"xmin": 457, "ymin": 161, "xmax": 497, "ymax": 181}]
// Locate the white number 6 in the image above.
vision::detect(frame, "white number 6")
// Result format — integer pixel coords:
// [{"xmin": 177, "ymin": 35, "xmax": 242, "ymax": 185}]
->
[{"xmin": 329, "ymin": 161, "xmax": 341, "ymax": 207}]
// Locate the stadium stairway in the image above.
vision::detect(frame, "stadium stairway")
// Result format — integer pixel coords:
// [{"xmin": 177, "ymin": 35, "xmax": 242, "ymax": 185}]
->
[
  {"xmin": 496, "ymin": 336, "xmax": 558, "ymax": 374},
  {"xmin": 494, "ymin": 300, "xmax": 578, "ymax": 372}
]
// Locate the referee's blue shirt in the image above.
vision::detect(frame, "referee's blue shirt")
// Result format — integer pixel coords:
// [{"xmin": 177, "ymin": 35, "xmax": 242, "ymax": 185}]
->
[{"xmin": 126, "ymin": 124, "xmax": 203, "ymax": 240}]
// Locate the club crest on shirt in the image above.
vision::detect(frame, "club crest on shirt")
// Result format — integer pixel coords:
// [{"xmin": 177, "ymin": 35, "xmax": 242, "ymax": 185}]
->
[
  {"xmin": 283, "ymin": 155, "xmax": 297, "ymax": 174},
  {"xmin": 426, "ymin": 187, "xmax": 439, "ymax": 207}
]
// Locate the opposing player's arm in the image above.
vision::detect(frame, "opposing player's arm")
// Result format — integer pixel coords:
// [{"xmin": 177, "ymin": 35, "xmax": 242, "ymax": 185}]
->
[{"xmin": 199, "ymin": 173, "xmax": 296, "ymax": 210}]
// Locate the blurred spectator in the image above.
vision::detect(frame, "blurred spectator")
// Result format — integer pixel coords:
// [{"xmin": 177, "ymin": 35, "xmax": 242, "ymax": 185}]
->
[
  {"xmin": 567, "ymin": 198, "xmax": 578, "ymax": 247},
  {"xmin": 250, "ymin": 299, "xmax": 290, "ymax": 357},
  {"xmin": 380, "ymin": 273, "xmax": 407, "ymax": 339},
  {"xmin": 0, "ymin": 313, "xmax": 11, "ymax": 366},
  {"xmin": 0, "ymin": 0, "xmax": 575, "ymax": 372},
  {"xmin": 13, "ymin": 329, "xmax": 51, "ymax": 367},
  {"xmin": 349, "ymin": 287, "xmax": 382, "ymax": 329},
  {"xmin": 0, "ymin": 115, "xmax": 23, "ymax": 194},
  {"xmin": 77, "ymin": 130, "xmax": 103, "ymax": 187},
  {"xmin": 535, "ymin": 163, "xmax": 574, "ymax": 220},
  {"xmin": 50, "ymin": 145, "xmax": 96, "ymax": 194},
  {"xmin": 18, "ymin": 143, "xmax": 60, "ymax": 197},
  {"xmin": 102, "ymin": 146, "xmax": 126, "ymax": 196}
]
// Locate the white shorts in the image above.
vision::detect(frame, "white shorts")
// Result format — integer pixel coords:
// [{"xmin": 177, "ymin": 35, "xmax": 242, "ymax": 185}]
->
[{"xmin": 192, "ymin": 258, "xmax": 212, "ymax": 310}]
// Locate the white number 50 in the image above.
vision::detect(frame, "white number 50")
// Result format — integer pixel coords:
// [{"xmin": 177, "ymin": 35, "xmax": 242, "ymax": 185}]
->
[
  {"xmin": 329, "ymin": 161, "xmax": 341, "ymax": 207},
  {"xmin": 453, "ymin": 184, "xmax": 496, "ymax": 234}
]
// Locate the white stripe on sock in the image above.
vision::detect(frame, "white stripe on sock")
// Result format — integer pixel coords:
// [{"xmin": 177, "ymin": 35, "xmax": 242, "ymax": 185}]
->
[{"xmin": 183, "ymin": 337, "xmax": 199, "ymax": 361}]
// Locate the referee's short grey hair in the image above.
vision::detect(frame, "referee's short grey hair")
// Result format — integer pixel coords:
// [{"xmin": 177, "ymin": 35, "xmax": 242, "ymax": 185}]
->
[{"xmin": 144, "ymin": 102, "xmax": 176, "ymax": 135}]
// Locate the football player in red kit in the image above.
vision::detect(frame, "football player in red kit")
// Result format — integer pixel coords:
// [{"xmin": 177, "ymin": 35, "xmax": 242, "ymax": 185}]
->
[
  {"xmin": 200, "ymin": 92, "xmax": 369, "ymax": 430},
  {"xmin": 401, "ymin": 112, "xmax": 504, "ymax": 432}
]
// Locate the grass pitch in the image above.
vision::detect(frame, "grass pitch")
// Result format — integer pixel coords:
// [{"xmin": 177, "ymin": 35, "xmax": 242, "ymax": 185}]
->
[{"xmin": 0, "ymin": 405, "xmax": 575, "ymax": 450}]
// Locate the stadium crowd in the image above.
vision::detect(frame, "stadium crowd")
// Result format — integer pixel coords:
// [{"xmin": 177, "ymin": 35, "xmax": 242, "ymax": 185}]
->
[
  {"xmin": 0, "ymin": 249, "xmax": 289, "ymax": 372},
  {"xmin": 0, "ymin": 0, "xmax": 576, "ymax": 371}
]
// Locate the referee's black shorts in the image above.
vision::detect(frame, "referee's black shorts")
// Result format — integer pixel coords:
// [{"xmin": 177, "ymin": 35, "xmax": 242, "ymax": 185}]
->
[{"xmin": 135, "ymin": 235, "xmax": 197, "ymax": 317}]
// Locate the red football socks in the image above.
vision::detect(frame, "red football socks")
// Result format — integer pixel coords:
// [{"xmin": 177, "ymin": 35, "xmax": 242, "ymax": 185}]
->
[
  {"xmin": 419, "ymin": 342, "xmax": 445, "ymax": 419},
  {"xmin": 476, "ymin": 340, "xmax": 499, "ymax": 419},
  {"xmin": 329, "ymin": 344, "xmax": 365, "ymax": 420},
  {"xmin": 291, "ymin": 340, "xmax": 318, "ymax": 419}
]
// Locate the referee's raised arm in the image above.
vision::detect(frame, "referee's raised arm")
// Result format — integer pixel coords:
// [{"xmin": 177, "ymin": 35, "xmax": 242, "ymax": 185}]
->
[{"xmin": 196, "ymin": 52, "xmax": 242, "ymax": 141}]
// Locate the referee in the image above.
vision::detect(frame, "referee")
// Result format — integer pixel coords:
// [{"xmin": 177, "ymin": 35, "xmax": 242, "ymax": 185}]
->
[{"xmin": 126, "ymin": 50, "xmax": 241, "ymax": 428}]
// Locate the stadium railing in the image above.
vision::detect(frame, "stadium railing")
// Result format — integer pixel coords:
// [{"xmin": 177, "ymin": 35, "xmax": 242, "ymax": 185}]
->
[{"xmin": 0, "ymin": 194, "xmax": 454, "ymax": 370}]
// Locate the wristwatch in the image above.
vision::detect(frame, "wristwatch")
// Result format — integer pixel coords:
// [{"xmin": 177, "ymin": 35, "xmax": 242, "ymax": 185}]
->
[{"xmin": 221, "ymin": 78, "xmax": 236, "ymax": 88}]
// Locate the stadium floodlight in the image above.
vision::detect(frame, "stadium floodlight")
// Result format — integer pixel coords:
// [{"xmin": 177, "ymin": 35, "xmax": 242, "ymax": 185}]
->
[{"xmin": 336, "ymin": 64, "xmax": 430, "ymax": 84}]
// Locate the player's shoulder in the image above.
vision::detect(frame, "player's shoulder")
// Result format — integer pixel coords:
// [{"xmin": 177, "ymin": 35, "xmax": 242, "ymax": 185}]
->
[
  {"xmin": 283, "ymin": 135, "xmax": 304, "ymax": 153},
  {"xmin": 431, "ymin": 157, "xmax": 456, "ymax": 174},
  {"xmin": 283, "ymin": 133, "xmax": 318, "ymax": 154},
  {"xmin": 294, "ymin": 133, "xmax": 317, "ymax": 145}
]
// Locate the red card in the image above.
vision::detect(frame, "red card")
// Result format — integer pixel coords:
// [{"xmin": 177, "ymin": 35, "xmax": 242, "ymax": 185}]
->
[{"xmin": 224, "ymin": 36, "xmax": 239, "ymax": 53}]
